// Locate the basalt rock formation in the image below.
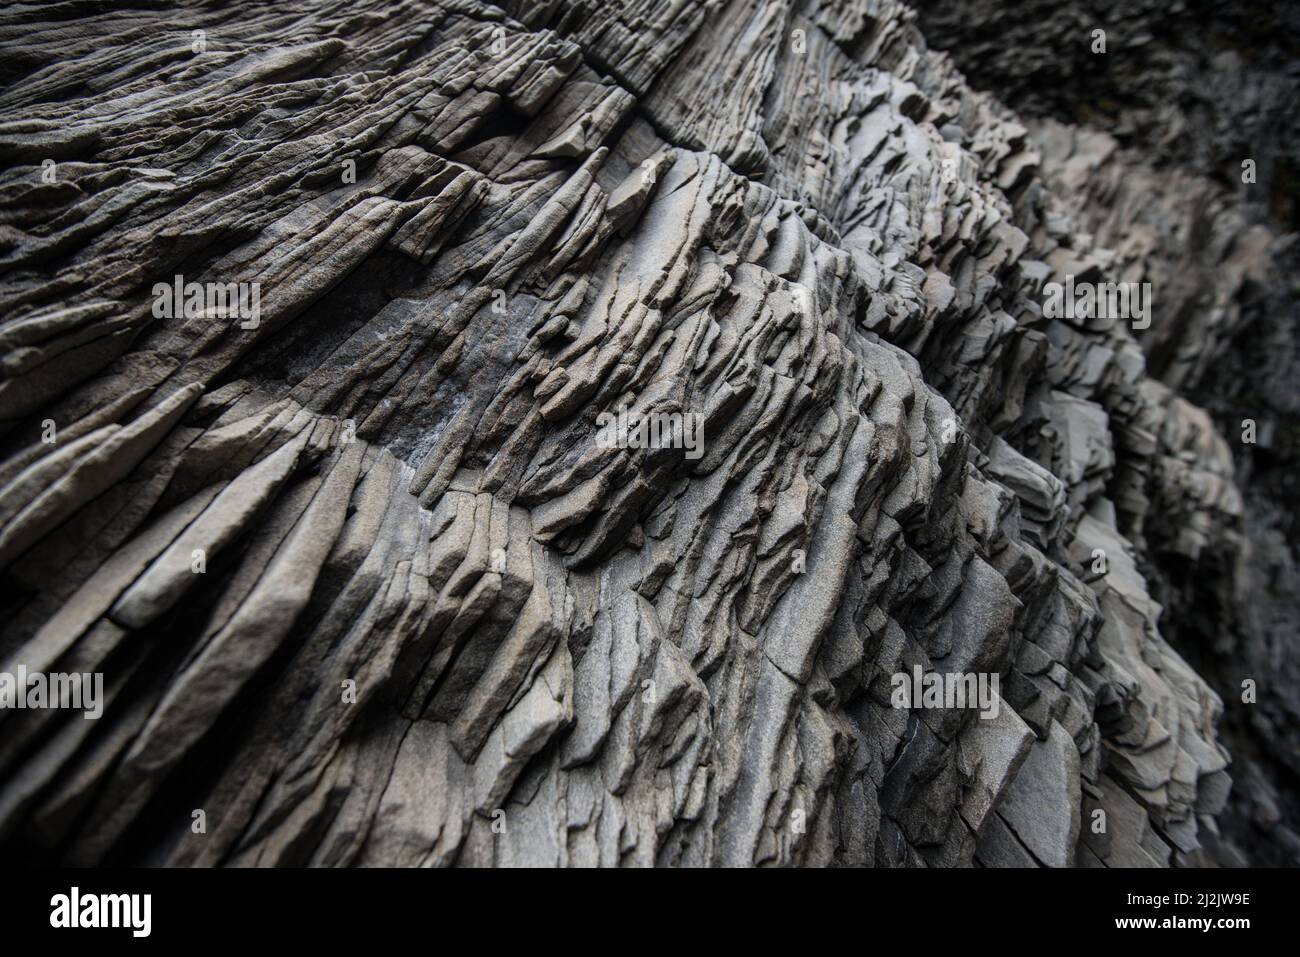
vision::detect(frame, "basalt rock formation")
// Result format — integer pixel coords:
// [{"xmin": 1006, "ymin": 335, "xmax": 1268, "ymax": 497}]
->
[
  {"xmin": 0, "ymin": 0, "xmax": 1290, "ymax": 867},
  {"xmin": 911, "ymin": 0, "xmax": 1300, "ymax": 866}
]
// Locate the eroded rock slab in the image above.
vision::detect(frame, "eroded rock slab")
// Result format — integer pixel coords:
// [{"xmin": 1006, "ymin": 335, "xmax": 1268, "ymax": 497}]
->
[{"xmin": 0, "ymin": 0, "xmax": 1271, "ymax": 867}]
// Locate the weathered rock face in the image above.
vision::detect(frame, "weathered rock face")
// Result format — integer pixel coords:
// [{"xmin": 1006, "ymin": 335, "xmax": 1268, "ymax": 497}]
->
[
  {"xmin": 0, "ymin": 0, "xmax": 1285, "ymax": 867},
  {"xmin": 912, "ymin": 0, "xmax": 1300, "ymax": 866}
]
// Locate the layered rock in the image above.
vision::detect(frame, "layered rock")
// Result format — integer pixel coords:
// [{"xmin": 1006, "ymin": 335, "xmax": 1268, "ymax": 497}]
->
[
  {"xmin": 914, "ymin": 0, "xmax": 1300, "ymax": 865},
  {"xmin": 0, "ymin": 0, "xmax": 1274, "ymax": 867}
]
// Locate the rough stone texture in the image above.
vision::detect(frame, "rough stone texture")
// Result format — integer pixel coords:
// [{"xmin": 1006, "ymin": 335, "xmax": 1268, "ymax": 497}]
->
[
  {"xmin": 912, "ymin": 0, "xmax": 1300, "ymax": 866},
  {"xmin": 0, "ymin": 0, "xmax": 1288, "ymax": 866}
]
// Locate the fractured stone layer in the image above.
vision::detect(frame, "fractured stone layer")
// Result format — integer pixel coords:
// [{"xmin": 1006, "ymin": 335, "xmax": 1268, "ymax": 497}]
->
[{"xmin": 0, "ymin": 0, "xmax": 1263, "ymax": 867}]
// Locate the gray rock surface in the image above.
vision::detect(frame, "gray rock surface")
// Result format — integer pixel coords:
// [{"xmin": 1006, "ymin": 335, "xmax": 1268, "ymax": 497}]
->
[
  {"xmin": 0, "ymin": 0, "xmax": 1288, "ymax": 866},
  {"xmin": 913, "ymin": 0, "xmax": 1300, "ymax": 866}
]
